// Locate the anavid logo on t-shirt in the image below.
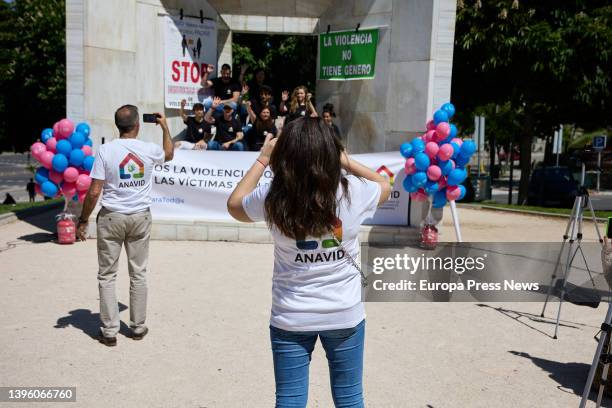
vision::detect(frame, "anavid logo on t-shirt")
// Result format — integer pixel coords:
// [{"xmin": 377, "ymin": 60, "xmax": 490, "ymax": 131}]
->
[
  {"xmin": 228, "ymin": 127, "xmax": 233, "ymax": 132},
  {"xmin": 294, "ymin": 218, "xmax": 345, "ymax": 263},
  {"xmin": 118, "ymin": 153, "xmax": 146, "ymax": 188}
]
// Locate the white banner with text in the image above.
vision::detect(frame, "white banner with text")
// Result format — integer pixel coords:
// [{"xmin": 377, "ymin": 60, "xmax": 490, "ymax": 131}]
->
[{"xmin": 151, "ymin": 151, "xmax": 409, "ymax": 225}]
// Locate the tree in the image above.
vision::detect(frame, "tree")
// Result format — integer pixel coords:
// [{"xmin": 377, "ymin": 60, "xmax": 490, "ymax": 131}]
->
[
  {"xmin": 232, "ymin": 34, "xmax": 317, "ymax": 98},
  {"xmin": 452, "ymin": 0, "xmax": 611, "ymax": 203},
  {"xmin": 0, "ymin": 0, "xmax": 66, "ymax": 152}
]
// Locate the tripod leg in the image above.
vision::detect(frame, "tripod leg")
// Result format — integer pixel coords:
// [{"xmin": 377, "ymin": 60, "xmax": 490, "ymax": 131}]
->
[
  {"xmin": 586, "ymin": 195, "xmax": 604, "ymax": 244},
  {"xmin": 580, "ymin": 304, "xmax": 612, "ymax": 408},
  {"xmin": 596, "ymin": 331, "xmax": 612, "ymax": 407},
  {"xmin": 553, "ymin": 198, "xmax": 582, "ymax": 339},
  {"xmin": 542, "ymin": 198, "xmax": 579, "ymax": 317}
]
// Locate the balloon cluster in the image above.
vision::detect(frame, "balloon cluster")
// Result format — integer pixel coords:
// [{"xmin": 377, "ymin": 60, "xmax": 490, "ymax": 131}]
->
[
  {"xmin": 30, "ymin": 118, "xmax": 94, "ymax": 203},
  {"xmin": 400, "ymin": 103, "xmax": 476, "ymax": 208}
]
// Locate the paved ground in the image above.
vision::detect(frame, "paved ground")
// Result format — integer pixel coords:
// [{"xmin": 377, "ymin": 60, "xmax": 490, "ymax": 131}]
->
[
  {"xmin": 0, "ymin": 208, "xmax": 611, "ymax": 407},
  {"xmin": 0, "ymin": 153, "xmax": 36, "ymax": 203}
]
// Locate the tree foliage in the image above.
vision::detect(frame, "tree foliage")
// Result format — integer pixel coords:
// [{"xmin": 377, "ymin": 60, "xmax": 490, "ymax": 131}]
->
[
  {"xmin": 0, "ymin": 0, "xmax": 66, "ymax": 152},
  {"xmin": 232, "ymin": 34, "xmax": 317, "ymax": 98},
  {"xmin": 452, "ymin": 0, "xmax": 611, "ymax": 202}
]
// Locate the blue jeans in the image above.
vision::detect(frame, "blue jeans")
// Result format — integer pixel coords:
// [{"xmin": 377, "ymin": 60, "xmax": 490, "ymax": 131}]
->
[
  {"xmin": 270, "ymin": 320, "xmax": 365, "ymax": 408},
  {"xmin": 207, "ymin": 140, "xmax": 245, "ymax": 151}
]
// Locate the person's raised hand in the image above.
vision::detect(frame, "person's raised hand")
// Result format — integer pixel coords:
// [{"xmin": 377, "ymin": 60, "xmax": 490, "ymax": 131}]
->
[
  {"xmin": 281, "ymin": 90, "xmax": 289, "ymax": 102},
  {"xmin": 154, "ymin": 112, "xmax": 168, "ymax": 128},
  {"xmin": 206, "ymin": 64, "xmax": 215, "ymax": 74},
  {"xmin": 258, "ymin": 136, "xmax": 277, "ymax": 165},
  {"xmin": 306, "ymin": 92, "xmax": 312, "ymax": 101},
  {"xmin": 180, "ymin": 99, "xmax": 187, "ymax": 108},
  {"xmin": 211, "ymin": 97, "xmax": 221, "ymax": 109},
  {"xmin": 242, "ymin": 84, "xmax": 249, "ymax": 95}
]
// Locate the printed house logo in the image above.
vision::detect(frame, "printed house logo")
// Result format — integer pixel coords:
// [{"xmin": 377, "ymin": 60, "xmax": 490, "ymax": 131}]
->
[
  {"xmin": 119, "ymin": 153, "xmax": 144, "ymax": 180},
  {"xmin": 377, "ymin": 165, "xmax": 394, "ymax": 186},
  {"xmin": 296, "ymin": 218, "xmax": 343, "ymax": 250}
]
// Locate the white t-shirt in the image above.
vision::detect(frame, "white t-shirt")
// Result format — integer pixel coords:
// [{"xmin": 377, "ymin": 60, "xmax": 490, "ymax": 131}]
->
[
  {"xmin": 243, "ymin": 175, "xmax": 381, "ymax": 331},
  {"xmin": 90, "ymin": 138, "xmax": 165, "ymax": 214}
]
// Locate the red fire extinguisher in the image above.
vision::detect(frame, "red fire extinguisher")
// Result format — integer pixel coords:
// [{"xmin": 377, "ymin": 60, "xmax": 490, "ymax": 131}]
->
[{"xmin": 56, "ymin": 213, "xmax": 76, "ymax": 244}]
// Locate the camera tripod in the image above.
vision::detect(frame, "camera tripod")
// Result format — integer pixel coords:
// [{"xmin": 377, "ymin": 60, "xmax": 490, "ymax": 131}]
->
[
  {"xmin": 580, "ymin": 302, "xmax": 612, "ymax": 407},
  {"xmin": 541, "ymin": 164, "xmax": 603, "ymax": 339}
]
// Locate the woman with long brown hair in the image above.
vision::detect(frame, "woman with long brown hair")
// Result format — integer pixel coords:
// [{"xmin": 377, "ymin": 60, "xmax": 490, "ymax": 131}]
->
[
  {"xmin": 279, "ymin": 85, "xmax": 317, "ymax": 126},
  {"xmin": 228, "ymin": 117, "xmax": 391, "ymax": 407},
  {"xmin": 245, "ymin": 104, "xmax": 277, "ymax": 151}
]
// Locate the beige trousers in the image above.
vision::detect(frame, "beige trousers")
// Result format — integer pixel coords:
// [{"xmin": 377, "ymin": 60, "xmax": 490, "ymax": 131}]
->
[{"xmin": 96, "ymin": 207, "xmax": 152, "ymax": 338}]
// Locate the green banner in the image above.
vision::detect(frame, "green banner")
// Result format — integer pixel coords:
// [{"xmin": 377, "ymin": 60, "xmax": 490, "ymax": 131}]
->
[{"xmin": 319, "ymin": 28, "xmax": 378, "ymax": 80}]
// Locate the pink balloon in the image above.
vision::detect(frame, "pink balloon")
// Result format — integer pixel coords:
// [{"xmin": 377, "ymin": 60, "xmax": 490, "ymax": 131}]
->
[
  {"xmin": 40, "ymin": 151, "xmax": 54, "ymax": 169},
  {"xmin": 424, "ymin": 130, "xmax": 437, "ymax": 143},
  {"xmin": 81, "ymin": 145, "xmax": 93, "ymax": 156},
  {"xmin": 49, "ymin": 170, "xmax": 63, "ymax": 185},
  {"xmin": 63, "ymin": 167, "xmax": 79, "ymax": 183},
  {"xmin": 425, "ymin": 142, "xmax": 439, "ymax": 159},
  {"xmin": 76, "ymin": 174, "xmax": 91, "ymax": 192},
  {"xmin": 438, "ymin": 143, "xmax": 454, "ymax": 161},
  {"xmin": 78, "ymin": 168, "xmax": 90, "ymax": 175},
  {"xmin": 57, "ymin": 118, "xmax": 75, "ymax": 139},
  {"xmin": 451, "ymin": 138, "xmax": 463, "ymax": 146},
  {"xmin": 435, "ymin": 122, "xmax": 451, "ymax": 141},
  {"xmin": 31, "ymin": 142, "xmax": 46, "ymax": 157},
  {"xmin": 427, "ymin": 165, "xmax": 442, "ymax": 181},
  {"xmin": 404, "ymin": 157, "xmax": 416, "ymax": 175},
  {"xmin": 46, "ymin": 137, "xmax": 57, "ymax": 153},
  {"xmin": 446, "ymin": 185, "xmax": 461, "ymax": 201},
  {"xmin": 426, "ymin": 120, "xmax": 436, "ymax": 131},
  {"xmin": 53, "ymin": 121, "xmax": 60, "ymax": 137},
  {"xmin": 410, "ymin": 189, "xmax": 429, "ymax": 202},
  {"xmin": 61, "ymin": 182, "xmax": 77, "ymax": 197},
  {"xmin": 77, "ymin": 191, "xmax": 87, "ymax": 203},
  {"xmin": 438, "ymin": 177, "xmax": 447, "ymax": 190}
]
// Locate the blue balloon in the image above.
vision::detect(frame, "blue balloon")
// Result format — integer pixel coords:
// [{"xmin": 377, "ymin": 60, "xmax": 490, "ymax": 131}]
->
[
  {"xmin": 439, "ymin": 160, "xmax": 454, "ymax": 176},
  {"xmin": 84, "ymin": 138, "xmax": 93, "ymax": 147},
  {"xmin": 458, "ymin": 185, "xmax": 467, "ymax": 200},
  {"xmin": 83, "ymin": 155, "xmax": 95, "ymax": 171},
  {"xmin": 449, "ymin": 123, "xmax": 458, "ymax": 139},
  {"xmin": 52, "ymin": 153, "xmax": 68, "ymax": 173},
  {"xmin": 41, "ymin": 181, "xmax": 58, "ymax": 197},
  {"xmin": 411, "ymin": 138, "xmax": 425, "ymax": 153},
  {"xmin": 69, "ymin": 131, "xmax": 86, "ymax": 149},
  {"xmin": 69, "ymin": 148, "xmax": 85, "ymax": 166},
  {"xmin": 76, "ymin": 122, "xmax": 91, "ymax": 136},
  {"xmin": 424, "ymin": 180, "xmax": 439, "ymax": 195},
  {"xmin": 433, "ymin": 190, "xmax": 447, "ymax": 208},
  {"xmin": 41, "ymin": 128, "xmax": 53, "ymax": 143},
  {"xmin": 414, "ymin": 153, "xmax": 430, "ymax": 171},
  {"xmin": 460, "ymin": 139, "xmax": 476, "ymax": 157},
  {"xmin": 56, "ymin": 139, "xmax": 72, "ymax": 157},
  {"xmin": 35, "ymin": 167, "xmax": 49, "ymax": 184},
  {"xmin": 412, "ymin": 172, "xmax": 427, "ymax": 187},
  {"xmin": 400, "ymin": 142, "xmax": 413, "ymax": 158},
  {"xmin": 433, "ymin": 109, "xmax": 449, "ymax": 125},
  {"xmin": 455, "ymin": 154, "xmax": 470, "ymax": 168},
  {"xmin": 448, "ymin": 168, "xmax": 467, "ymax": 186},
  {"xmin": 450, "ymin": 142, "xmax": 460, "ymax": 159},
  {"xmin": 441, "ymin": 103, "xmax": 456, "ymax": 119},
  {"xmin": 402, "ymin": 175, "xmax": 418, "ymax": 193}
]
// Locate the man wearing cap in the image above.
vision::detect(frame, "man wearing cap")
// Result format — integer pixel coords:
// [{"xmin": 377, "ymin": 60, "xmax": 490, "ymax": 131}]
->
[{"xmin": 204, "ymin": 97, "xmax": 245, "ymax": 151}]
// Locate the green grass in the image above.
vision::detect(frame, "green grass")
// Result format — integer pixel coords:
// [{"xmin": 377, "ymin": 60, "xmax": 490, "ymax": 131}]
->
[
  {"xmin": 0, "ymin": 199, "xmax": 63, "ymax": 216},
  {"xmin": 473, "ymin": 201, "xmax": 612, "ymax": 219}
]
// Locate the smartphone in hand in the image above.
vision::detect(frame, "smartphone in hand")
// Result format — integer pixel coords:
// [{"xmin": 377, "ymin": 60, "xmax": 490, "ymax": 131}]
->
[{"xmin": 143, "ymin": 113, "xmax": 160, "ymax": 123}]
